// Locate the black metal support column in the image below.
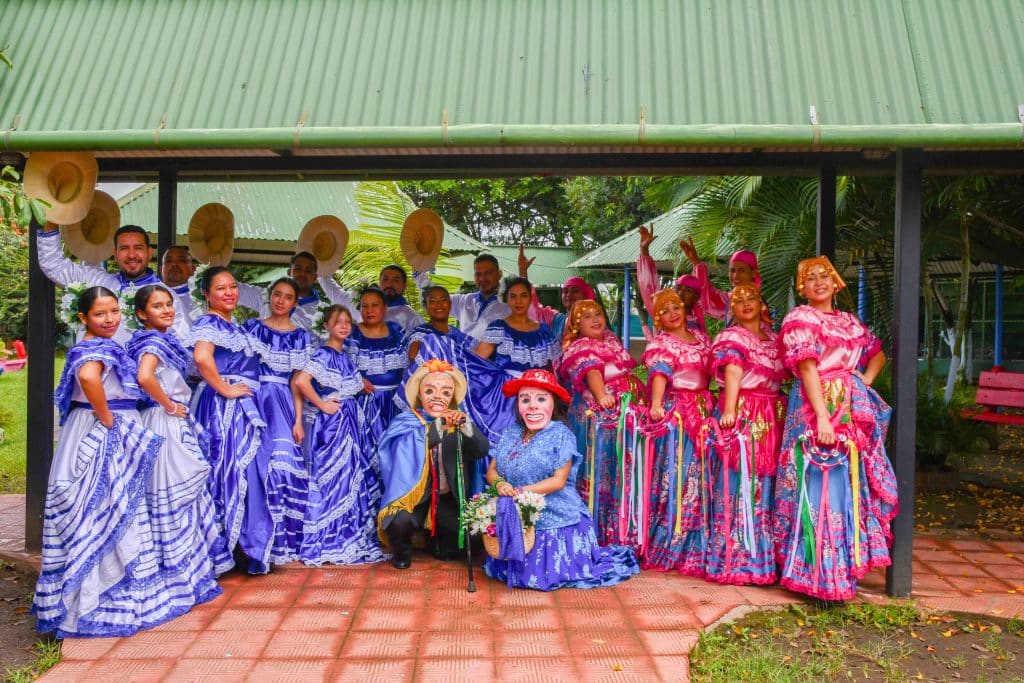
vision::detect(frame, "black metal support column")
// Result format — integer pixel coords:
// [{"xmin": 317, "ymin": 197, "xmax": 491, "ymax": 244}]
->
[
  {"xmin": 816, "ymin": 166, "xmax": 837, "ymax": 260},
  {"xmin": 25, "ymin": 221, "xmax": 56, "ymax": 553},
  {"xmin": 886, "ymin": 149, "xmax": 922, "ymax": 597},
  {"xmin": 157, "ymin": 170, "xmax": 177, "ymax": 264}
]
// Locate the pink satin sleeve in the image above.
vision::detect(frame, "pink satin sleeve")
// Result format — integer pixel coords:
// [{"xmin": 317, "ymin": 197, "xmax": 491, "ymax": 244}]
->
[{"xmin": 694, "ymin": 261, "xmax": 728, "ymax": 321}]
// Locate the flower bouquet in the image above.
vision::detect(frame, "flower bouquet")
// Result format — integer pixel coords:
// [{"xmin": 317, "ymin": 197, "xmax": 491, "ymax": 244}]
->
[{"xmin": 461, "ymin": 487, "xmax": 546, "ymax": 559}]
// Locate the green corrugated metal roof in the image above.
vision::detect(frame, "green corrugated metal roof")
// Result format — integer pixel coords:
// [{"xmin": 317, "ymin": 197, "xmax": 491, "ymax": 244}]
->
[
  {"xmin": 3, "ymin": 0, "xmax": 1024, "ymax": 153},
  {"xmin": 451, "ymin": 246, "xmax": 582, "ymax": 288},
  {"xmin": 569, "ymin": 205, "xmax": 691, "ymax": 270},
  {"xmin": 118, "ymin": 181, "xmax": 486, "ymax": 262}
]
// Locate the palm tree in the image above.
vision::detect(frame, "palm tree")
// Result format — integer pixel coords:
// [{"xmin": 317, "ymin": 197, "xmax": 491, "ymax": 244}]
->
[{"xmin": 336, "ymin": 181, "xmax": 463, "ymax": 312}]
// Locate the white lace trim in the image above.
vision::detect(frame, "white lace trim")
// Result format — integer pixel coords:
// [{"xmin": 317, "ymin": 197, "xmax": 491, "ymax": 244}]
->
[
  {"xmin": 188, "ymin": 324, "xmax": 258, "ymax": 356},
  {"xmin": 303, "ymin": 359, "xmax": 364, "ymax": 396},
  {"xmin": 352, "ymin": 350, "xmax": 409, "ymax": 378}
]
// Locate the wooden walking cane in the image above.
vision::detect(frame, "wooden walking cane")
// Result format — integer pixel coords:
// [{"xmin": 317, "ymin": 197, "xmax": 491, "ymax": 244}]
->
[{"xmin": 454, "ymin": 428, "xmax": 476, "ymax": 593}]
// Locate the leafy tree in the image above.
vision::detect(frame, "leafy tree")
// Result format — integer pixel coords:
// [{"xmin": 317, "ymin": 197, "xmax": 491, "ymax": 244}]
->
[
  {"xmin": 0, "ymin": 229, "xmax": 27, "ymax": 341},
  {"xmin": 401, "ymin": 176, "xmax": 660, "ymax": 251}
]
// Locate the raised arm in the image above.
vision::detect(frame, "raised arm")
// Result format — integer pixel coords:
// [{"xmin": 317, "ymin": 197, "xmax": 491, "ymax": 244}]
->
[{"xmin": 37, "ymin": 228, "xmax": 115, "ymax": 288}]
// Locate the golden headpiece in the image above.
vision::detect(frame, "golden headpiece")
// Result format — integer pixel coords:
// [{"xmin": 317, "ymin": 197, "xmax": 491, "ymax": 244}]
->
[
  {"xmin": 651, "ymin": 288, "xmax": 684, "ymax": 331},
  {"xmin": 729, "ymin": 283, "xmax": 762, "ymax": 306},
  {"xmin": 796, "ymin": 255, "xmax": 846, "ymax": 294},
  {"xmin": 563, "ymin": 299, "xmax": 604, "ymax": 350},
  {"xmin": 404, "ymin": 358, "xmax": 467, "ymax": 410}
]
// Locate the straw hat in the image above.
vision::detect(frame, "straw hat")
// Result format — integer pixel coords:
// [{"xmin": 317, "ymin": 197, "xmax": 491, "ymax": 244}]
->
[
  {"xmin": 22, "ymin": 151, "xmax": 98, "ymax": 225},
  {"xmin": 59, "ymin": 190, "xmax": 120, "ymax": 264},
  {"xmin": 297, "ymin": 215, "xmax": 349, "ymax": 276},
  {"xmin": 187, "ymin": 203, "xmax": 235, "ymax": 266},
  {"xmin": 404, "ymin": 359, "xmax": 468, "ymax": 411},
  {"xmin": 400, "ymin": 208, "xmax": 444, "ymax": 272}
]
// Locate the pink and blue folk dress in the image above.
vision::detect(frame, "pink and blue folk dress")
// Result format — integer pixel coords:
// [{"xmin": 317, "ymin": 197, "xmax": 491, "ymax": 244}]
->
[
  {"xmin": 773, "ymin": 305, "xmax": 897, "ymax": 600},
  {"xmin": 704, "ymin": 325, "xmax": 786, "ymax": 586},
  {"xmin": 559, "ymin": 330, "xmax": 638, "ymax": 546},
  {"xmin": 640, "ymin": 330, "xmax": 714, "ymax": 576}
]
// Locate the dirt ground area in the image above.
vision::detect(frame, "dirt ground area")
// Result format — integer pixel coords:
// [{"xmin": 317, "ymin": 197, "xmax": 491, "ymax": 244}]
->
[{"xmin": 0, "ymin": 562, "xmax": 49, "ymax": 676}]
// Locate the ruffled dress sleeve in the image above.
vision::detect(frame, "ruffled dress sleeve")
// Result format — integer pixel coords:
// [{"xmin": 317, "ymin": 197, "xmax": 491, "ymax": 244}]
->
[{"xmin": 779, "ymin": 306, "xmax": 823, "ymax": 372}]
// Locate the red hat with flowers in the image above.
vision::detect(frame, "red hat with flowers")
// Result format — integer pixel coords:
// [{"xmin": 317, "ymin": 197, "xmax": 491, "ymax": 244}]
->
[{"xmin": 501, "ymin": 368, "xmax": 571, "ymax": 403}]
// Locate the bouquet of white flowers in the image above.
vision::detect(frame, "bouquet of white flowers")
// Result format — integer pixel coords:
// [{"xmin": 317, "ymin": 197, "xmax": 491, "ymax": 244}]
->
[{"xmin": 461, "ymin": 486, "xmax": 547, "ymax": 558}]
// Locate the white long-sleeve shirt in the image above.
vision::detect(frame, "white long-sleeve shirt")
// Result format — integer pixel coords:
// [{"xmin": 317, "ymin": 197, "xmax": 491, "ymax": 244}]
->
[{"xmin": 37, "ymin": 228, "xmax": 190, "ymax": 342}]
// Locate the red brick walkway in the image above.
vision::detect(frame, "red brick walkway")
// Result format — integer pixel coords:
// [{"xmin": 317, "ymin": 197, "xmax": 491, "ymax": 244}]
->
[{"xmin": 1, "ymin": 495, "xmax": 1023, "ymax": 682}]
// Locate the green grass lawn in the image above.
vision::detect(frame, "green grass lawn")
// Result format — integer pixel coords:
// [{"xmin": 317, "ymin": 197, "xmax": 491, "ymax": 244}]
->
[{"xmin": 0, "ymin": 358, "xmax": 64, "ymax": 495}]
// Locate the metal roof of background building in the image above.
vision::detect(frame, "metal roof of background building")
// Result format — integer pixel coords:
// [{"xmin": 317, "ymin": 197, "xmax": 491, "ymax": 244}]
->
[
  {"xmin": 118, "ymin": 181, "xmax": 486, "ymax": 263},
  {"xmin": 2, "ymin": 0, "xmax": 1024, "ymax": 155}
]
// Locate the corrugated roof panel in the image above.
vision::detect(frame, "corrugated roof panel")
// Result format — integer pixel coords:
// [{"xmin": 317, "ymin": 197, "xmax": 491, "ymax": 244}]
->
[
  {"xmin": 0, "ymin": 0, "xmax": 1019, "ymax": 148},
  {"xmin": 117, "ymin": 181, "xmax": 485, "ymax": 253},
  {"xmin": 904, "ymin": 0, "xmax": 1024, "ymax": 124}
]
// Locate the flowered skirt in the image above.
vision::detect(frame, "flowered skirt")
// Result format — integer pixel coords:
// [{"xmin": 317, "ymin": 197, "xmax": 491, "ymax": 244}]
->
[
  {"xmin": 300, "ymin": 398, "xmax": 384, "ymax": 566},
  {"xmin": 642, "ymin": 389, "xmax": 714, "ymax": 577},
  {"xmin": 772, "ymin": 373, "xmax": 898, "ymax": 601},
  {"xmin": 704, "ymin": 389, "xmax": 785, "ymax": 586},
  {"xmin": 570, "ymin": 394, "xmax": 630, "ymax": 547},
  {"xmin": 484, "ymin": 515, "xmax": 639, "ymax": 591}
]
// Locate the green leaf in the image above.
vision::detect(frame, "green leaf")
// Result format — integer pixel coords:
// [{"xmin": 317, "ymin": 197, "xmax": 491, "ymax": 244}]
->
[
  {"xmin": 30, "ymin": 198, "xmax": 48, "ymax": 226},
  {"xmin": 1, "ymin": 165, "xmax": 19, "ymax": 181},
  {"xmin": 0, "ymin": 47, "xmax": 12, "ymax": 70}
]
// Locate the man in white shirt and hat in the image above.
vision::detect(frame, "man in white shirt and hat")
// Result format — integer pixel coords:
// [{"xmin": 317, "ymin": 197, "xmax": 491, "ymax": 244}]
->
[{"xmin": 419, "ymin": 253, "xmax": 509, "ymax": 342}]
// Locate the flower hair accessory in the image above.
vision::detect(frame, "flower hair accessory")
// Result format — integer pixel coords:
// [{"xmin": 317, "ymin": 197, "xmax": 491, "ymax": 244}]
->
[
  {"xmin": 310, "ymin": 301, "xmax": 333, "ymax": 339},
  {"xmin": 423, "ymin": 358, "xmax": 455, "ymax": 374},
  {"xmin": 188, "ymin": 262, "xmax": 211, "ymax": 307},
  {"xmin": 120, "ymin": 285, "xmax": 142, "ymax": 331},
  {"xmin": 58, "ymin": 282, "xmax": 91, "ymax": 333}
]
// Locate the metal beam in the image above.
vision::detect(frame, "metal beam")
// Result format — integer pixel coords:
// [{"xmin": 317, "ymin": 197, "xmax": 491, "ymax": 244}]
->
[
  {"xmin": 886, "ymin": 149, "xmax": 922, "ymax": 598},
  {"xmin": 816, "ymin": 166, "xmax": 837, "ymax": 261},
  {"xmin": 24, "ymin": 222, "xmax": 56, "ymax": 553},
  {"xmin": 157, "ymin": 170, "xmax": 177, "ymax": 264}
]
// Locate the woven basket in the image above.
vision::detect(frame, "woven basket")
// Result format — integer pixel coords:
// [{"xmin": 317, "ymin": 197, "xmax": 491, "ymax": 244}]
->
[{"xmin": 482, "ymin": 526, "xmax": 536, "ymax": 559}]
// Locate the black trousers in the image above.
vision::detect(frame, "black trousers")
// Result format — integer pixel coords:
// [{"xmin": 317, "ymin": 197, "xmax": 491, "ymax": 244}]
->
[{"xmin": 386, "ymin": 491, "xmax": 463, "ymax": 558}]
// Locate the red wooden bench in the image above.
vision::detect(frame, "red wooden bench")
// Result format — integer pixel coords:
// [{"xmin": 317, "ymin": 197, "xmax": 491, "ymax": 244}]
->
[{"xmin": 963, "ymin": 370, "xmax": 1024, "ymax": 426}]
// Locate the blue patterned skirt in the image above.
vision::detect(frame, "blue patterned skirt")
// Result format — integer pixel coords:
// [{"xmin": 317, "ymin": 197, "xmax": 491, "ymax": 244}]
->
[
  {"xmin": 191, "ymin": 386, "xmax": 273, "ymax": 574},
  {"xmin": 139, "ymin": 406, "xmax": 233, "ymax": 590},
  {"xmin": 33, "ymin": 410, "xmax": 213, "ymax": 638},
  {"xmin": 256, "ymin": 380, "xmax": 309, "ymax": 564},
  {"xmin": 300, "ymin": 398, "xmax": 384, "ymax": 565},
  {"xmin": 484, "ymin": 516, "xmax": 639, "ymax": 591}
]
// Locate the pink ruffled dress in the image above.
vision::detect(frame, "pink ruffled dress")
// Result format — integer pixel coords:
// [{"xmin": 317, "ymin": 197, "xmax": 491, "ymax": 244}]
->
[
  {"xmin": 559, "ymin": 330, "xmax": 639, "ymax": 546},
  {"xmin": 639, "ymin": 330, "xmax": 714, "ymax": 576},
  {"xmin": 705, "ymin": 326, "xmax": 786, "ymax": 586},
  {"xmin": 773, "ymin": 305, "xmax": 897, "ymax": 601}
]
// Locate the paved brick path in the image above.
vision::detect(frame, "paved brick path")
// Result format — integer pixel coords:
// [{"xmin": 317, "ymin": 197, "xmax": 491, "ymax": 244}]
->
[{"xmin": 3, "ymin": 494, "xmax": 1024, "ymax": 682}]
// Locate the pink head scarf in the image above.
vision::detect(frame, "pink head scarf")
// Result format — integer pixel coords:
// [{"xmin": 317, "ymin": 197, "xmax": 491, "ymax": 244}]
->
[
  {"xmin": 729, "ymin": 250, "xmax": 761, "ymax": 288},
  {"xmin": 562, "ymin": 276, "xmax": 595, "ymax": 301},
  {"xmin": 674, "ymin": 274, "xmax": 702, "ymax": 294}
]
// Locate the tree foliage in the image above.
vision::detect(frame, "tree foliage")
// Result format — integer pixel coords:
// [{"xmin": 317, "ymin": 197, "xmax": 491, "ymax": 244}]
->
[
  {"xmin": 400, "ymin": 176, "xmax": 660, "ymax": 251},
  {"xmin": 0, "ymin": 229, "xmax": 28, "ymax": 341}
]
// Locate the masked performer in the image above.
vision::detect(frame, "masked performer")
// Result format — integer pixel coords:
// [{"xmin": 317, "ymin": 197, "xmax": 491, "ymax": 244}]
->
[
  {"xmin": 377, "ymin": 360, "xmax": 488, "ymax": 569},
  {"xmin": 484, "ymin": 369, "xmax": 639, "ymax": 590}
]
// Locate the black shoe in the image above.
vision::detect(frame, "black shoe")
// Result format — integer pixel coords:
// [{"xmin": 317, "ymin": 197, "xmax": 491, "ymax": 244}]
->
[{"xmin": 391, "ymin": 553, "xmax": 412, "ymax": 570}]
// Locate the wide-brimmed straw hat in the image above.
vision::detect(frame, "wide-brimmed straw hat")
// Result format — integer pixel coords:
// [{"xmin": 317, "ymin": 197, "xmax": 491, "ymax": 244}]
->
[
  {"xmin": 187, "ymin": 203, "xmax": 235, "ymax": 266},
  {"xmin": 405, "ymin": 359, "xmax": 468, "ymax": 410},
  {"xmin": 59, "ymin": 190, "xmax": 120, "ymax": 264},
  {"xmin": 297, "ymin": 215, "xmax": 349, "ymax": 276},
  {"xmin": 22, "ymin": 151, "xmax": 99, "ymax": 225},
  {"xmin": 501, "ymin": 368, "xmax": 571, "ymax": 403},
  {"xmin": 400, "ymin": 208, "xmax": 444, "ymax": 272}
]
